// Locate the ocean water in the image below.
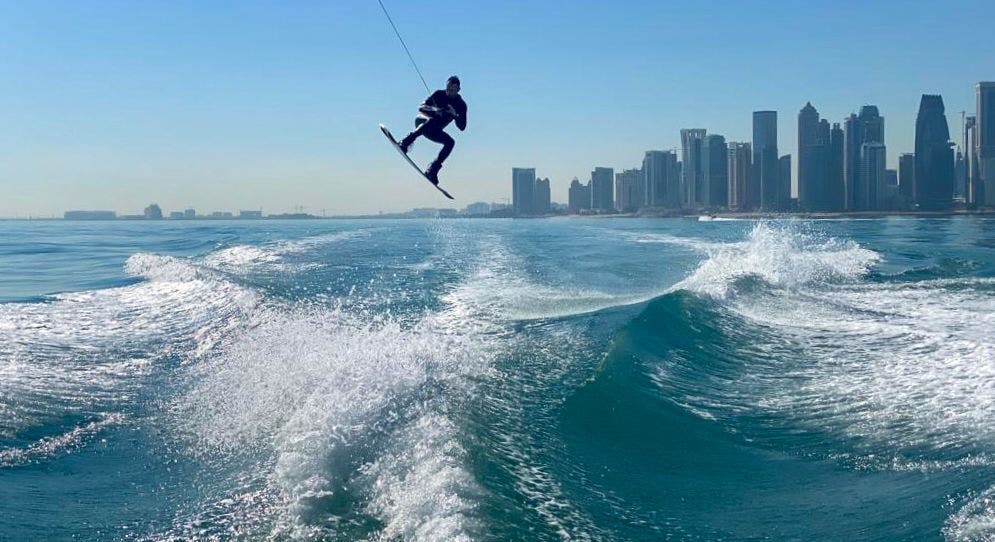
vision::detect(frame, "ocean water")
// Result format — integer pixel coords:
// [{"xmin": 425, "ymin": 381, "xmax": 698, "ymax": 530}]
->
[{"xmin": 2, "ymin": 217, "xmax": 994, "ymax": 541}]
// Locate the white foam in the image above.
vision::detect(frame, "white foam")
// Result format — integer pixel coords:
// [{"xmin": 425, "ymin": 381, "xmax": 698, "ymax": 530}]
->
[
  {"xmin": 439, "ymin": 235, "xmax": 657, "ymax": 322},
  {"xmin": 199, "ymin": 230, "xmax": 368, "ymax": 275},
  {"xmin": 174, "ymin": 300, "xmax": 493, "ymax": 539},
  {"xmin": 0, "ymin": 252, "xmax": 259, "ymax": 440},
  {"xmin": 361, "ymin": 413, "xmax": 479, "ymax": 541},
  {"xmin": 0, "ymin": 413, "xmax": 125, "ymax": 467},
  {"xmin": 202, "ymin": 245, "xmax": 282, "ymax": 268},
  {"xmin": 656, "ymin": 223, "xmax": 995, "ymax": 462},
  {"xmin": 747, "ymin": 277, "xmax": 995, "ymax": 455},
  {"xmin": 673, "ymin": 222, "xmax": 880, "ymax": 298},
  {"xmin": 945, "ymin": 486, "xmax": 995, "ymax": 541}
]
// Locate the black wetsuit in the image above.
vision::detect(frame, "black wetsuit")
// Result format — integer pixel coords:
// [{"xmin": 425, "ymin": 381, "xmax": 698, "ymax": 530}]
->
[{"xmin": 400, "ymin": 90, "xmax": 468, "ymax": 173}]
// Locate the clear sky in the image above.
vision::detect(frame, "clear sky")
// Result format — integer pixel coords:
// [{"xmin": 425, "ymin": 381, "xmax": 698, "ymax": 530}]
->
[{"xmin": 1, "ymin": 0, "xmax": 992, "ymax": 217}]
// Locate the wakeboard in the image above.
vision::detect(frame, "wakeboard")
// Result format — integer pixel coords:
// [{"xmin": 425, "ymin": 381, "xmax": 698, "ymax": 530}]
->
[{"xmin": 379, "ymin": 124, "xmax": 454, "ymax": 200}]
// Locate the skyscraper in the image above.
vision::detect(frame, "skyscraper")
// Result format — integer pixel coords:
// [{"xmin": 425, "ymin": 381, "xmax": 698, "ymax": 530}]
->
[
  {"xmin": 590, "ymin": 167, "xmax": 615, "ymax": 211},
  {"xmin": 681, "ymin": 129, "xmax": 707, "ymax": 208},
  {"xmin": 642, "ymin": 151, "xmax": 680, "ymax": 208},
  {"xmin": 844, "ymin": 106, "xmax": 885, "ymax": 210},
  {"xmin": 914, "ymin": 95, "xmax": 954, "ymax": 210},
  {"xmin": 955, "ymin": 149, "xmax": 967, "ymax": 200},
  {"xmin": 568, "ymin": 178, "xmax": 591, "ymax": 212},
  {"xmin": 779, "ymin": 154, "xmax": 792, "ymax": 210},
  {"xmin": 899, "ymin": 153, "xmax": 916, "ymax": 202},
  {"xmin": 978, "ymin": 82, "xmax": 995, "ymax": 206},
  {"xmin": 828, "ymin": 122, "xmax": 845, "ymax": 211},
  {"xmin": 854, "ymin": 141, "xmax": 887, "ymax": 211},
  {"xmin": 615, "ymin": 169, "xmax": 642, "ymax": 212},
  {"xmin": 843, "ymin": 114, "xmax": 858, "ymax": 210},
  {"xmin": 701, "ymin": 134, "xmax": 728, "ymax": 209},
  {"xmin": 753, "ymin": 111, "xmax": 780, "ymax": 211},
  {"xmin": 797, "ymin": 102, "xmax": 820, "ymax": 208},
  {"xmin": 512, "ymin": 168, "xmax": 536, "ymax": 215},
  {"xmin": 534, "ymin": 177, "xmax": 551, "ymax": 214},
  {"xmin": 859, "ymin": 143, "xmax": 886, "ymax": 210},
  {"xmin": 966, "ymin": 116, "xmax": 982, "ymax": 205},
  {"xmin": 798, "ymin": 103, "xmax": 834, "ymax": 211},
  {"xmin": 727, "ymin": 142, "xmax": 751, "ymax": 211}
]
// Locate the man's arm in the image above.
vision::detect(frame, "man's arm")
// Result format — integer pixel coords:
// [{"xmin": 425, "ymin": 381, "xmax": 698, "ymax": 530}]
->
[
  {"xmin": 455, "ymin": 101, "xmax": 467, "ymax": 131},
  {"xmin": 418, "ymin": 91, "xmax": 445, "ymax": 115}
]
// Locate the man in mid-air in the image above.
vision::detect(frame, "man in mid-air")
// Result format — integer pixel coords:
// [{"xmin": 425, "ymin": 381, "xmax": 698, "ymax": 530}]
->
[{"xmin": 399, "ymin": 76, "xmax": 467, "ymax": 184}]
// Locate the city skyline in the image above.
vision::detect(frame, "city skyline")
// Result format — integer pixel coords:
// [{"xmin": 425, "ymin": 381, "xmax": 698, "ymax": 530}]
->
[{"xmin": 1, "ymin": 1, "xmax": 992, "ymax": 217}]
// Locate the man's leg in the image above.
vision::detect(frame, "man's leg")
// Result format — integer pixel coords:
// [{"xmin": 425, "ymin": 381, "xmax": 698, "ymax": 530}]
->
[
  {"xmin": 399, "ymin": 117, "xmax": 431, "ymax": 153},
  {"xmin": 422, "ymin": 129, "xmax": 455, "ymax": 181}
]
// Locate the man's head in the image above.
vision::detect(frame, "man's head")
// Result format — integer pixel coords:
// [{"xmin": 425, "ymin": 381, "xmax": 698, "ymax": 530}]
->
[{"xmin": 446, "ymin": 76, "xmax": 461, "ymax": 97}]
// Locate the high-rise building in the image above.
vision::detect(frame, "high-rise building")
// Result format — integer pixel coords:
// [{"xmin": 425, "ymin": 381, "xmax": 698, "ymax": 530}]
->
[
  {"xmin": 844, "ymin": 106, "xmax": 885, "ymax": 210},
  {"xmin": 798, "ymin": 103, "xmax": 835, "ymax": 211},
  {"xmin": 884, "ymin": 168, "xmax": 900, "ymax": 210},
  {"xmin": 828, "ymin": 122, "xmax": 845, "ymax": 211},
  {"xmin": 512, "ymin": 167, "xmax": 536, "ymax": 215},
  {"xmin": 955, "ymin": 149, "xmax": 967, "ymax": 200},
  {"xmin": 966, "ymin": 116, "xmax": 982, "ymax": 205},
  {"xmin": 798, "ymin": 102, "xmax": 820, "ymax": 208},
  {"xmin": 568, "ymin": 178, "xmax": 591, "ymax": 212},
  {"xmin": 857, "ymin": 143, "xmax": 886, "ymax": 210},
  {"xmin": 899, "ymin": 153, "xmax": 916, "ymax": 201},
  {"xmin": 727, "ymin": 142, "xmax": 751, "ymax": 211},
  {"xmin": 614, "ymin": 169, "xmax": 642, "ymax": 212},
  {"xmin": 144, "ymin": 203, "xmax": 163, "ymax": 219},
  {"xmin": 534, "ymin": 177, "xmax": 551, "ymax": 214},
  {"xmin": 858, "ymin": 143, "xmax": 887, "ymax": 210},
  {"xmin": 642, "ymin": 151, "xmax": 680, "ymax": 208},
  {"xmin": 753, "ymin": 111, "xmax": 780, "ymax": 211},
  {"xmin": 779, "ymin": 155, "xmax": 792, "ymax": 210},
  {"xmin": 886, "ymin": 169, "xmax": 898, "ymax": 186},
  {"xmin": 591, "ymin": 167, "xmax": 615, "ymax": 211},
  {"xmin": 681, "ymin": 129, "xmax": 707, "ymax": 208},
  {"xmin": 914, "ymin": 95, "xmax": 954, "ymax": 210},
  {"xmin": 978, "ymin": 82, "xmax": 995, "ymax": 206},
  {"xmin": 628, "ymin": 168, "xmax": 645, "ymax": 209},
  {"xmin": 700, "ymin": 134, "xmax": 728, "ymax": 209},
  {"xmin": 843, "ymin": 114, "xmax": 858, "ymax": 210}
]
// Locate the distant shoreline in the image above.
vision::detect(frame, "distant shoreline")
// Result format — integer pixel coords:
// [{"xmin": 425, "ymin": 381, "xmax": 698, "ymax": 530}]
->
[{"xmin": 3, "ymin": 209, "xmax": 995, "ymax": 221}]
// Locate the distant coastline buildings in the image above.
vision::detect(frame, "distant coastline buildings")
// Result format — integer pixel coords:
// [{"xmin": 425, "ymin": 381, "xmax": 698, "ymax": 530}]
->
[
  {"xmin": 65, "ymin": 206, "xmax": 269, "ymax": 220},
  {"xmin": 64, "ymin": 210, "xmax": 117, "ymax": 220},
  {"xmin": 505, "ymin": 80, "xmax": 991, "ymax": 217},
  {"xmin": 53, "ymin": 81, "xmax": 994, "ymax": 221},
  {"xmin": 512, "ymin": 167, "xmax": 553, "ymax": 215}
]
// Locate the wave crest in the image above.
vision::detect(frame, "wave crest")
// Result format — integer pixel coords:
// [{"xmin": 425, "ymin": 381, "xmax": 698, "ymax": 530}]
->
[{"xmin": 675, "ymin": 222, "xmax": 880, "ymax": 297}]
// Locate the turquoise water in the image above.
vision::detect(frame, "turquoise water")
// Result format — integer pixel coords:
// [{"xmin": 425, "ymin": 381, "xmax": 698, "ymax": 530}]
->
[{"xmin": 2, "ymin": 217, "xmax": 994, "ymax": 541}]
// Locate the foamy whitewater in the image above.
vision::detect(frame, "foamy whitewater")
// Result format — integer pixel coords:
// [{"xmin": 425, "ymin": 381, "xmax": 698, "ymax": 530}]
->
[{"xmin": 2, "ymin": 217, "xmax": 994, "ymax": 541}]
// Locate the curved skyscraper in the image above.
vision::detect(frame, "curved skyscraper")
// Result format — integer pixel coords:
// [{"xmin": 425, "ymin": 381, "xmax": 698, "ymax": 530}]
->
[{"xmin": 914, "ymin": 95, "xmax": 954, "ymax": 210}]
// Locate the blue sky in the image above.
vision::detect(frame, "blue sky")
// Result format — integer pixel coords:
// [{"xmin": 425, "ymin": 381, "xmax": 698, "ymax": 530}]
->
[{"xmin": 1, "ymin": 0, "xmax": 991, "ymax": 216}]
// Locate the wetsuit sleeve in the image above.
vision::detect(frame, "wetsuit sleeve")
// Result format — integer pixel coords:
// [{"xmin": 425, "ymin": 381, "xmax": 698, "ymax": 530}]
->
[
  {"xmin": 456, "ymin": 100, "xmax": 467, "ymax": 131},
  {"xmin": 419, "ymin": 91, "xmax": 446, "ymax": 115}
]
